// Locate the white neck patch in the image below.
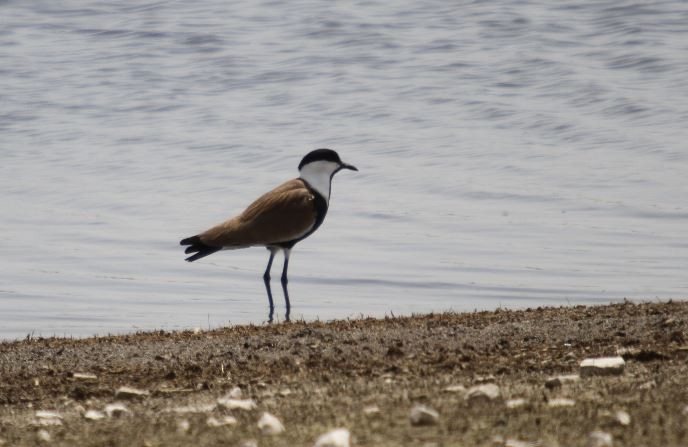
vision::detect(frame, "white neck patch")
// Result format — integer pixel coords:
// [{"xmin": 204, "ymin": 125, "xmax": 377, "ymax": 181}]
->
[{"xmin": 299, "ymin": 160, "xmax": 339, "ymax": 203}]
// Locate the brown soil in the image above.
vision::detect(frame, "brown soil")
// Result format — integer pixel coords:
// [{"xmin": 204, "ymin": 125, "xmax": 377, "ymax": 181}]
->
[{"xmin": 1, "ymin": 301, "xmax": 688, "ymax": 446}]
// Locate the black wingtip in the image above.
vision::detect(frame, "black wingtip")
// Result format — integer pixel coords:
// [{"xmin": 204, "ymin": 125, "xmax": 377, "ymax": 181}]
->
[
  {"xmin": 181, "ymin": 235, "xmax": 221, "ymax": 262},
  {"xmin": 185, "ymin": 248, "xmax": 220, "ymax": 262},
  {"xmin": 180, "ymin": 235, "xmax": 200, "ymax": 246}
]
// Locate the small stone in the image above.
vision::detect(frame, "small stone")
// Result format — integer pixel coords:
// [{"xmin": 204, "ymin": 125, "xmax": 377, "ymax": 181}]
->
[
  {"xmin": 588, "ymin": 430, "xmax": 613, "ymax": 447},
  {"xmin": 545, "ymin": 374, "xmax": 580, "ymax": 389},
  {"xmin": 228, "ymin": 386, "xmax": 243, "ymax": 399},
  {"xmin": 362, "ymin": 405, "xmax": 380, "ymax": 416},
  {"xmin": 258, "ymin": 412, "xmax": 285, "ymax": 435},
  {"xmin": 279, "ymin": 389, "xmax": 292, "ymax": 397},
  {"xmin": 72, "ymin": 373, "xmax": 98, "ymax": 381},
  {"xmin": 444, "ymin": 384, "xmax": 466, "ymax": 393},
  {"xmin": 115, "ymin": 386, "xmax": 150, "ymax": 399},
  {"xmin": 409, "ymin": 404, "xmax": 439, "ymax": 426},
  {"xmin": 548, "ymin": 398, "xmax": 576, "ymax": 407},
  {"xmin": 207, "ymin": 416, "xmax": 238, "ymax": 427},
  {"xmin": 84, "ymin": 410, "xmax": 105, "ymax": 421},
  {"xmin": 36, "ymin": 410, "xmax": 62, "ymax": 420},
  {"xmin": 580, "ymin": 357, "xmax": 625, "ymax": 377},
  {"xmin": 614, "ymin": 410, "xmax": 631, "ymax": 426},
  {"xmin": 466, "ymin": 383, "xmax": 501, "ymax": 402},
  {"xmin": 240, "ymin": 441, "xmax": 259, "ymax": 447},
  {"xmin": 177, "ymin": 419, "xmax": 191, "ymax": 433},
  {"xmin": 37, "ymin": 430, "xmax": 51, "ymax": 443},
  {"xmin": 104, "ymin": 403, "xmax": 131, "ymax": 418},
  {"xmin": 475, "ymin": 374, "xmax": 496, "ymax": 384},
  {"xmin": 506, "ymin": 398, "xmax": 527, "ymax": 409},
  {"xmin": 217, "ymin": 397, "xmax": 257, "ymax": 411},
  {"xmin": 171, "ymin": 403, "xmax": 217, "ymax": 414},
  {"xmin": 662, "ymin": 317, "xmax": 677, "ymax": 327},
  {"xmin": 34, "ymin": 410, "xmax": 63, "ymax": 427},
  {"xmin": 314, "ymin": 428, "xmax": 351, "ymax": 447}
]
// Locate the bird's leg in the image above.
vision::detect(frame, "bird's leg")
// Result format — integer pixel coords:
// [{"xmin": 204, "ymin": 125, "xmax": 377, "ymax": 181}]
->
[
  {"xmin": 280, "ymin": 249, "xmax": 290, "ymax": 284},
  {"xmin": 281, "ymin": 249, "xmax": 291, "ymax": 322},
  {"xmin": 264, "ymin": 248, "xmax": 276, "ymax": 282},
  {"xmin": 264, "ymin": 248, "xmax": 276, "ymax": 323}
]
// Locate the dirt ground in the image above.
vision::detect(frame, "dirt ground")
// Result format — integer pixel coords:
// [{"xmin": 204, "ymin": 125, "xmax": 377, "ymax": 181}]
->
[{"xmin": 1, "ymin": 300, "xmax": 688, "ymax": 446}]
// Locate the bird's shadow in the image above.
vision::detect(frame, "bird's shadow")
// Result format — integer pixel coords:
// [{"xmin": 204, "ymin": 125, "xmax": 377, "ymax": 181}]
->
[{"xmin": 264, "ymin": 276, "xmax": 291, "ymax": 324}]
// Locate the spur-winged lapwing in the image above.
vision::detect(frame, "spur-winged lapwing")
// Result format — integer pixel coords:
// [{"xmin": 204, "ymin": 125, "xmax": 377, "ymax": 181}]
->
[{"xmin": 180, "ymin": 149, "xmax": 357, "ymax": 312}]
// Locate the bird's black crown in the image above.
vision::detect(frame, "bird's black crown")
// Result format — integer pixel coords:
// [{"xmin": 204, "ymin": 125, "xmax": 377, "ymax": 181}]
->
[{"xmin": 298, "ymin": 148, "xmax": 342, "ymax": 170}]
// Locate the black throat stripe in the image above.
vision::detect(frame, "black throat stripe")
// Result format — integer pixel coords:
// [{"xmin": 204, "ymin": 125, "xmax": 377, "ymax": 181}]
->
[{"xmin": 277, "ymin": 179, "xmax": 329, "ymax": 249}]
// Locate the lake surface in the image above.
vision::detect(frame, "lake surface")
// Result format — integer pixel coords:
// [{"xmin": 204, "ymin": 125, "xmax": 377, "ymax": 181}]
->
[{"xmin": 1, "ymin": 0, "xmax": 687, "ymax": 339}]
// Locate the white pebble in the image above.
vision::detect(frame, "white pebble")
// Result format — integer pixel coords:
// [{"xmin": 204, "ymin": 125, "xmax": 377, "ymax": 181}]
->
[
  {"xmin": 314, "ymin": 428, "xmax": 350, "ymax": 447},
  {"xmin": 84, "ymin": 410, "xmax": 105, "ymax": 421},
  {"xmin": 465, "ymin": 383, "xmax": 501, "ymax": 402},
  {"xmin": 580, "ymin": 357, "xmax": 625, "ymax": 377},
  {"xmin": 506, "ymin": 398, "xmax": 528, "ymax": 409},
  {"xmin": 115, "ymin": 386, "xmax": 150, "ymax": 399},
  {"xmin": 548, "ymin": 398, "xmax": 576, "ymax": 407},
  {"xmin": 37, "ymin": 430, "xmax": 51, "ymax": 442},
  {"xmin": 228, "ymin": 386, "xmax": 243, "ymax": 399},
  {"xmin": 217, "ymin": 397, "xmax": 257, "ymax": 411},
  {"xmin": 170, "ymin": 403, "xmax": 217, "ymax": 414},
  {"xmin": 444, "ymin": 384, "xmax": 466, "ymax": 393},
  {"xmin": 35, "ymin": 410, "xmax": 62, "ymax": 420},
  {"xmin": 588, "ymin": 430, "xmax": 613, "ymax": 447},
  {"xmin": 177, "ymin": 419, "xmax": 191, "ymax": 433},
  {"xmin": 207, "ymin": 416, "xmax": 238, "ymax": 427},
  {"xmin": 409, "ymin": 404, "xmax": 439, "ymax": 426},
  {"xmin": 72, "ymin": 373, "xmax": 98, "ymax": 381},
  {"xmin": 258, "ymin": 412, "xmax": 285, "ymax": 435},
  {"xmin": 362, "ymin": 405, "xmax": 380, "ymax": 416},
  {"xmin": 615, "ymin": 410, "xmax": 631, "ymax": 426},
  {"xmin": 34, "ymin": 410, "xmax": 62, "ymax": 426},
  {"xmin": 104, "ymin": 403, "xmax": 131, "ymax": 418}
]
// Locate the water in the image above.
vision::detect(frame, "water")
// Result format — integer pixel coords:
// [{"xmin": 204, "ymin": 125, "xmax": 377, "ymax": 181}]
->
[{"xmin": 1, "ymin": 0, "xmax": 687, "ymax": 339}]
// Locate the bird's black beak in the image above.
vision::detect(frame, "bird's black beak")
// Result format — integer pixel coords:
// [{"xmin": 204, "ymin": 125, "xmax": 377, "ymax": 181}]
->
[{"xmin": 340, "ymin": 162, "xmax": 358, "ymax": 172}]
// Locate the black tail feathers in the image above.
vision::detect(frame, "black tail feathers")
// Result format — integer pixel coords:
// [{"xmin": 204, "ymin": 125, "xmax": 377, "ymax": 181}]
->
[{"xmin": 180, "ymin": 235, "xmax": 221, "ymax": 262}]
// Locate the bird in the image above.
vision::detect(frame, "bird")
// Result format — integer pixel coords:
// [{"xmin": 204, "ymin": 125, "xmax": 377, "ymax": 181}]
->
[{"xmin": 180, "ymin": 148, "xmax": 357, "ymax": 319}]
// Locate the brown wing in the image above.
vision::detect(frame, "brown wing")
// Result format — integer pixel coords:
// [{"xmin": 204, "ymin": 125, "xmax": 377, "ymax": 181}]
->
[{"xmin": 199, "ymin": 179, "xmax": 316, "ymax": 248}]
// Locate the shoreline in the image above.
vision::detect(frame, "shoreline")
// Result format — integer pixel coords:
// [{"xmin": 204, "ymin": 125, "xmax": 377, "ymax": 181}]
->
[{"xmin": 1, "ymin": 300, "xmax": 687, "ymax": 446}]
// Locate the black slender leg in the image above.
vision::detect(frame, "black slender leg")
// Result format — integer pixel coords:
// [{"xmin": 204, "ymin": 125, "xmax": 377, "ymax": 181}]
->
[
  {"xmin": 263, "ymin": 249, "xmax": 276, "ymax": 323},
  {"xmin": 281, "ymin": 249, "xmax": 291, "ymax": 322}
]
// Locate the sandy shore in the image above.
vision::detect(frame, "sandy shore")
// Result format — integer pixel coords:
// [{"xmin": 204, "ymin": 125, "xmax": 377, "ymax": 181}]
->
[{"xmin": 1, "ymin": 301, "xmax": 687, "ymax": 446}]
